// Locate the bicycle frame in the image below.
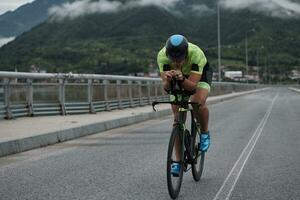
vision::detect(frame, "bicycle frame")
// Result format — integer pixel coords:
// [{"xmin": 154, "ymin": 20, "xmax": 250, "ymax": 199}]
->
[{"xmin": 152, "ymin": 82, "xmax": 201, "ymax": 164}]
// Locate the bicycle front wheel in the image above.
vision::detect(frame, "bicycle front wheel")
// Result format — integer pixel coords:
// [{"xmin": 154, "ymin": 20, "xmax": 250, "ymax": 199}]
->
[
  {"xmin": 167, "ymin": 126, "xmax": 184, "ymax": 199},
  {"xmin": 191, "ymin": 119, "xmax": 205, "ymax": 182}
]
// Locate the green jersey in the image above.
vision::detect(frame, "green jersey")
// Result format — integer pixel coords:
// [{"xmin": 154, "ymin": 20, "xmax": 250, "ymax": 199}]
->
[{"xmin": 157, "ymin": 42, "xmax": 207, "ymax": 75}]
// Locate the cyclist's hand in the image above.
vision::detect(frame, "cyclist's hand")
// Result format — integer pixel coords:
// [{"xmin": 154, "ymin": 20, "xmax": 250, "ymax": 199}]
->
[
  {"xmin": 174, "ymin": 70, "xmax": 184, "ymax": 81},
  {"xmin": 164, "ymin": 70, "xmax": 176, "ymax": 81}
]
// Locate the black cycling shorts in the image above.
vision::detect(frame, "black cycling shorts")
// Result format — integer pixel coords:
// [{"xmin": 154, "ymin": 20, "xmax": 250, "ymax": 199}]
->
[{"xmin": 200, "ymin": 62, "xmax": 213, "ymax": 86}]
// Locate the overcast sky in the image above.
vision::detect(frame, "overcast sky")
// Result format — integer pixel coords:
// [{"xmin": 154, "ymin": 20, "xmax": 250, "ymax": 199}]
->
[{"xmin": 0, "ymin": 0, "xmax": 34, "ymax": 15}]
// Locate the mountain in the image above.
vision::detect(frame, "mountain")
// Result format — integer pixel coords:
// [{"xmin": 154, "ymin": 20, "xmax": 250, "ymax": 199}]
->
[
  {"xmin": 0, "ymin": 0, "xmax": 299, "ymax": 82},
  {"xmin": 0, "ymin": 0, "xmax": 69, "ymax": 37}
]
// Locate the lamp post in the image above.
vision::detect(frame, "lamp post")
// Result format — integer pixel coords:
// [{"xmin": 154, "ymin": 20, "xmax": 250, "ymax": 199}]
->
[
  {"xmin": 256, "ymin": 50, "xmax": 259, "ymax": 84},
  {"xmin": 217, "ymin": 2, "xmax": 221, "ymax": 82},
  {"xmin": 264, "ymin": 55, "xmax": 268, "ymax": 84},
  {"xmin": 256, "ymin": 45, "xmax": 264, "ymax": 84},
  {"xmin": 298, "ymin": 65, "xmax": 300, "ymax": 85},
  {"xmin": 245, "ymin": 29, "xmax": 255, "ymax": 83}
]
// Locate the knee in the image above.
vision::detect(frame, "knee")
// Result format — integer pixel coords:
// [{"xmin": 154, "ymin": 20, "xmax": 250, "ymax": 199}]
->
[
  {"xmin": 191, "ymin": 98, "xmax": 205, "ymax": 107},
  {"xmin": 199, "ymin": 104, "xmax": 208, "ymax": 112},
  {"xmin": 197, "ymin": 98, "xmax": 207, "ymax": 107},
  {"xmin": 193, "ymin": 101, "xmax": 208, "ymax": 113}
]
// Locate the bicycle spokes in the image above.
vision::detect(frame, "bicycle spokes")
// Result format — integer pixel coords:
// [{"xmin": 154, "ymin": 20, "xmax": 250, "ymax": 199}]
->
[
  {"xmin": 191, "ymin": 126, "xmax": 205, "ymax": 182},
  {"xmin": 167, "ymin": 128, "xmax": 184, "ymax": 199}
]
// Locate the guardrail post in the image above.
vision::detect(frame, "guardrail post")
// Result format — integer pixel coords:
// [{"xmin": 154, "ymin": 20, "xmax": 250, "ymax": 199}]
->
[
  {"xmin": 59, "ymin": 79, "xmax": 66, "ymax": 115},
  {"xmin": 26, "ymin": 78, "xmax": 34, "ymax": 116},
  {"xmin": 103, "ymin": 79, "xmax": 110, "ymax": 111},
  {"xmin": 138, "ymin": 81, "xmax": 143, "ymax": 106},
  {"xmin": 116, "ymin": 80, "xmax": 122, "ymax": 109},
  {"xmin": 88, "ymin": 79, "xmax": 95, "ymax": 113},
  {"xmin": 155, "ymin": 82, "xmax": 158, "ymax": 101},
  {"xmin": 4, "ymin": 78, "xmax": 12, "ymax": 119},
  {"xmin": 147, "ymin": 81, "xmax": 151, "ymax": 105},
  {"xmin": 128, "ymin": 80, "xmax": 134, "ymax": 107},
  {"xmin": 160, "ymin": 83, "xmax": 166, "ymax": 101}
]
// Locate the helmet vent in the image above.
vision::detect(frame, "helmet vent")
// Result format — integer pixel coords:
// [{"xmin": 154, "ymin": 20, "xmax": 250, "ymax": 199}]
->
[{"xmin": 170, "ymin": 35, "xmax": 183, "ymax": 46}]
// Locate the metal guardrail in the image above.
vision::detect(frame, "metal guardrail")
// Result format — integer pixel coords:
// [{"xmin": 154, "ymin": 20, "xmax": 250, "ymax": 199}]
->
[
  {"xmin": 0, "ymin": 72, "xmax": 167, "ymax": 119},
  {"xmin": 0, "ymin": 71, "xmax": 262, "ymax": 120}
]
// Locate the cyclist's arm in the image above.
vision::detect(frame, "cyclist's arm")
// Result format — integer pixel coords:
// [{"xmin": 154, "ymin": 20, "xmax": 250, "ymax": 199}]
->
[
  {"xmin": 160, "ymin": 71, "xmax": 174, "ymax": 91},
  {"xmin": 157, "ymin": 50, "xmax": 174, "ymax": 91},
  {"xmin": 181, "ymin": 72, "xmax": 201, "ymax": 91},
  {"xmin": 181, "ymin": 46, "xmax": 207, "ymax": 91}
]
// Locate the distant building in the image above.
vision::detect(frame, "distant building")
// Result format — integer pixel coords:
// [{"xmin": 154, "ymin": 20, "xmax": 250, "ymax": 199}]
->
[
  {"xmin": 148, "ymin": 72, "xmax": 159, "ymax": 77},
  {"xmin": 136, "ymin": 72, "xmax": 145, "ymax": 77},
  {"xmin": 245, "ymin": 75, "xmax": 260, "ymax": 82},
  {"xmin": 30, "ymin": 64, "xmax": 40, "ymax": 73},
  {"xmin": 290, "ymin": 69, "xmax": 300, "ymax": 80},
  {"xmin": 224, "ymin": 71, "xmax": 243, "ymax": 80}
]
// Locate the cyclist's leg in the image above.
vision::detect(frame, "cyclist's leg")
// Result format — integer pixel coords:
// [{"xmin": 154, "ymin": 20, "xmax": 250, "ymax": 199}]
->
[
  {"xmin": 170, "ymin": 105, "xmax": 183, "ymax": 175},
  {"xmin": 191, "ymin": 62, "xmax": 213, "ymax": 151},
  {"xmin": 171, "ymin": 105, "xmax": 187, "ymax": 126},
  {"xmin": 190, "ymin": 62, "xmax": 212, "ymax": 132},
  {"xmin": 191, "ymin": 88, "xmax": 209, "ymax": 132},
  {"xmin": 171, "ymin": 105, "xmax": 185, "ymax": 161}
]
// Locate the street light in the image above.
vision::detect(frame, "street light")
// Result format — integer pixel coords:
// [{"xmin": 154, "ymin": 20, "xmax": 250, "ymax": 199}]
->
[
  {"xmin": 264, "ymin": 36, "xmax": 274, "ymax": 85},
  {"xmin": 217, "ymin": 2, "xmax": 221, "ymax": 82},
  {"xmin": 245, "ymin": 29, "xmax": 255, "ymax": 83},
  {"xmin": 256, "ymin": 45, "xmax": 264, "ymax": 84}
]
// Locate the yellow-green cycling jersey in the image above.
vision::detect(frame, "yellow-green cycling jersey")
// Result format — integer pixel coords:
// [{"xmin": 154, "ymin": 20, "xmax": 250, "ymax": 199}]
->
[{"xmin": 157, "ymin": 42, "xmax": 211, "ymax": 92}]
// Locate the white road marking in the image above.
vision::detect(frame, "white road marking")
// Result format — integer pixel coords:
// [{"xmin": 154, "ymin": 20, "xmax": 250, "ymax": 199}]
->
[{"xmin": 213, "ymin": 93, "xmax": 278, "ymax": 200}]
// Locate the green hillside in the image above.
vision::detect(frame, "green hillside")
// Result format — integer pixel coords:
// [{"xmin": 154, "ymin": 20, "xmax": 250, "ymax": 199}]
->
[
  {"xmin": 0, "ymin": 0, "xmax": 299, "ymax": 83},
  {"xmin": 0, "ymin": 0, "xmax": 70, "ymax": 37}
]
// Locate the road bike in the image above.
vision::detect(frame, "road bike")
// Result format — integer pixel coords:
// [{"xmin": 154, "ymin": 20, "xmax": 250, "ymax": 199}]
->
[{"xmin": 152, "ymin": 78, "xmax": 205, "ymax": 199}]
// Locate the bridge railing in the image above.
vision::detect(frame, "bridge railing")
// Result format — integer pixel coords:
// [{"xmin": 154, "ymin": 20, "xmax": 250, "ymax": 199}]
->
[{"xmin": 0, "ymin": 71, "xmax": 262, "ymax": 120}]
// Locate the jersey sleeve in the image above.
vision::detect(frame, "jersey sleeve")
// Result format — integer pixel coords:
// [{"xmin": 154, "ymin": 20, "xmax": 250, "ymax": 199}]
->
[
  {"xmin": 190, "ymin": 47, "xmax": 207, "ymax": 75},
  {"xmin": 157, "ymin": 47, "xmax": 170, "ymax": 73},
  {"xmin": 157, "ymin": 53, "xmax": 164, "ymax": 73}
]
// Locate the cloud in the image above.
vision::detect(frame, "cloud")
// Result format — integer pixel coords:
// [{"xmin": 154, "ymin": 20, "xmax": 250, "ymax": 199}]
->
[
  {"xmin": 0, "ymin": 0, "xmax": 34, "ymax": 15},
  {"xmin": 49, "ymin": 0, "xmax": 122, "ymax": 20},
  {"xmin": 49, "ymin": 0, "xmax": 181, "ymax": 21},
  {"xmin": 220, "ymin": 0, "xmax": 300, "ymax": 18},
  {"xmin": 132, "ymin": 0, "xmax": 180, "ymax": 8},
  {"xmin": 0, "ymin": 37, "xmax": 15, "ymax": 47},
  {"xmin": 190, "ymin": 4, "xmax": 214, "ymax": 16}
]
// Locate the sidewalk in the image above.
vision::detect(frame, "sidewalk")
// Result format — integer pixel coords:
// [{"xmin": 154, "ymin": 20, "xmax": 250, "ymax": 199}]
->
[{"xmin": 0, "ymin": 88, "xmax": 268, "ymax": 157}]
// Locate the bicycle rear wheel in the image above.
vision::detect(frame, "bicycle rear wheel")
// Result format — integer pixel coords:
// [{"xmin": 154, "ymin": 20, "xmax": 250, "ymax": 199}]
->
[
  {"xmin": 191, "ymin": 115, "xmax": 205, "ymax": 182},
  {"xmin": 167, "ymin": 126, "xmax": 184, "ymax": 199}
]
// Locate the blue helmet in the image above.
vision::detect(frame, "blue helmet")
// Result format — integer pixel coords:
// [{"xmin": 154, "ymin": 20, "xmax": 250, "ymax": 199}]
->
[{"xmin": 166, "ymin": 34, "xmax": 188, "ymax": 62}]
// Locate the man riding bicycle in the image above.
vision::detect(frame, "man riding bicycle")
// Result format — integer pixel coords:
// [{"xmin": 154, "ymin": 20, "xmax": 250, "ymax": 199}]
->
[{"xmin": 157, "ymin": 34, "xmax": 213, "ymax": 176}]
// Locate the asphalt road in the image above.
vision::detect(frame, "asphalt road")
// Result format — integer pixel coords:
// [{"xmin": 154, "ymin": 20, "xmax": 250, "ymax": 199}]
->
[{"xmin": 0, "ymin": 87, "xmax": 299, "ymax": 200}]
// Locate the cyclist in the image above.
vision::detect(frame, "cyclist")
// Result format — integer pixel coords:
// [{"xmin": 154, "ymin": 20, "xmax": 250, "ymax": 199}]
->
[{"xmin": 157, "ymin": 34, "xmax": 213, "ymax": 176}]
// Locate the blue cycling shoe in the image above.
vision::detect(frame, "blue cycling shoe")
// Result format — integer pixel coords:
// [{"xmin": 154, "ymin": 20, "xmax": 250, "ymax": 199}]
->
[
  {"xmin": 199, "ymin": 132, "xmax": 210, "ymax": 152},
  {"xmin": 171, "ymin": 163, "xmax": 181, "ymax": 177}
]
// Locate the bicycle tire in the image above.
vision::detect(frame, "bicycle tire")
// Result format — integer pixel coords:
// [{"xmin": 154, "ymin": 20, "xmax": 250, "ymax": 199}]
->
[
  {"xmin": 167, "ymin": 126, "xmax": 184, "ymax": 199},
  {"xmin": 191, "ymin": 112, "xmax": 205, "ymax": 182}
]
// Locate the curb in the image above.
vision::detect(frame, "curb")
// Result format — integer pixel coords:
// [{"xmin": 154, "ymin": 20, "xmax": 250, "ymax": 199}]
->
[
  {"xmin": 288, "ymin": 87, "xmax": 300, "ymax": 93},
  {"xmin": 0, "ymin": 109, "xmax": 172, "ymax": 157},
  {"xmin": 0, "ymin": 87, "xmax": 268, "ymax": 157}
]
